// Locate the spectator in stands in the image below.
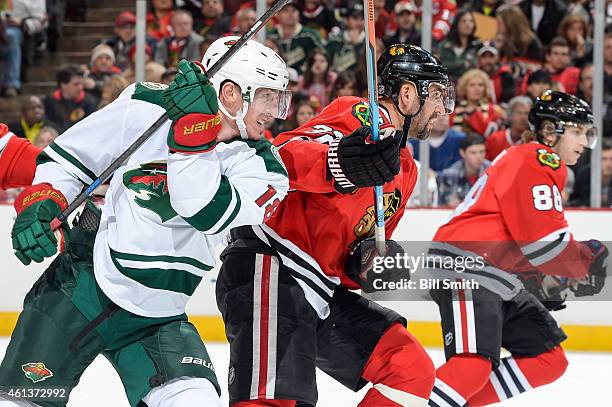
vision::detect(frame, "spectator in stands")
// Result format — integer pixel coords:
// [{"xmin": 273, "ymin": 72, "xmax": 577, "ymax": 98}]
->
[
  {"xmin": 299, "ymin": 48, "xmax": 336, "ymax": 109},
  {"xmin": 0, "ymin": 0, "xmax": 47, "ymax": 97},
  {"xmin": 438, "ymin": 133, "xmax": 490, "ymax": 207},
  {"xmin": 105, "ymin": 11, "xmax": 137, "ymax": 71},
  {"xmin": 295, "ymin": 100, "xmax": 316, "ymax": 127},
  {"xmin": 605, "ymin": 31, "xmax": 612, "ymax": 100},
  {"xmin": 571, "ymin": 138, "xmax": 612, "ymax": 207},
  {"xmin": 269, "ymin": 2, "xmax": 323, "ymax": 74},
  {"xmin": 374, "ymin": 0, "xmax": 392, "ymax": 40},
  {"xmin": 544, "ymin": 37, "xmax": 581, "ymax": 95},
  {"xmin": 46, "ymin": 0, "xmax": 64, "ymax": 53},
  {"xmin": 451, "ymin": 68, "xmax": 505, "ymax": 138},
  {"xmin": 383, "ymin": 1, "xmax": 420, "ymax": 48},
  {"xmin": 469, "ymin": 0, "xmax": 504, "ymax": 17},
  {"xmin": 410, "ymin": 114, "xmax": 466, "ymax": 174},
  {"xmin": 518, "ymin": 0, "xmax": 567, "ymax": 46},
  {"xmin": 557, "ymin": 14, "xmax": 592, "ymax": 67},
  {"xmin": 193, "ymin": 0, "xmax": 231, "ymax": 38},
  {"xmin": 524, "ymin": 69, "xmax": 552, "ymax": 100},
  {"xmin": 33, "ymin": 126, "xmax": 58, "ymax": 148},
  {"xmin": 412, "ymin": 0, "xmax": 456, "ymax": 42},
  {"xmin": 577, "ymin": 63, "xmax": 593, "ymax": 105},
  {"xmin": 84, "ymin": 44, "xmax": 121, "ymax": 107},
  {"xmin": 147, "ymin": 0, "xmax": 174, "ymax": 41},
  {"xmin": 437, "ymin": 8, "xmax": 482, "ymax": 82},
  {"xmin": 300, "ymin": 0, "xmax": 338, "ymax": 39},
  {"xmin": 330, "ymin": 70, "xmax": 360, "ymax": 99},
  {"xmin": 327, "ymin": 4, "xmax": 364, "ymax": 74},
  {"xmin": 98, "ymin": 75, "xmax": 130, "ymax": 109},
  {"xmin": 485, "ymin": 96, "xmax": 531, "ymax": 161},
  {"xmin": 104, "ymin": 11, "xmax": 157, "ymax": 72},
  {"xmin": 122, "ymin": 44, "xmax": 167, "ymax": 83},
  {"xmin": 233, "ymin": 7, "xmax": 257, "ymax": 37},
  {"xmin": 43, "ymin": 64, "xmax": 96, "ymax": 132},
  {"xmin": 495, "ymin": 5, "xmax": 543, "ymax": 62},
  {"xmin": 160, "ymin": 67, "xmax": 178, "ymax": 85},
  {"xmin": 8, "ymin": 95, "xmax": 58, "ymax": 141},
  {"xmin": 476, "ymin": 43, "xmax": 516, "ymax": 104},
  {"xmin": 155, "ymin": 10, "xmax": 204, "ymax": 69}
]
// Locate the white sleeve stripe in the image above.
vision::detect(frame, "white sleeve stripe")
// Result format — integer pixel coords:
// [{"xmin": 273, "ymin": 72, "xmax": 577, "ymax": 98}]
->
[
  {"xmin": 0, "ymin": 131, "xmax": 14, "ymax": 153},
  {"xmin": 520, "ymin": 227, "xmax": 571, "ymax": 256},
  {"xmin": 115, "ymin": 259, "xmax": 208, "ymax": 277},
  {"xmin": 521, "ymin": 230, "xmax": 571, "ymax": 267}
]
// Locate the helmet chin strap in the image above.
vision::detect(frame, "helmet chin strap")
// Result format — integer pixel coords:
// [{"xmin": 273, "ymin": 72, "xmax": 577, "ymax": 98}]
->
[
  {"xmin": 393, "ymin": 96, "xmax": 425, "ymax": 148},
  {"xmin": 218, "ymin": 99, "xmax": 251, "ymax": 140}
]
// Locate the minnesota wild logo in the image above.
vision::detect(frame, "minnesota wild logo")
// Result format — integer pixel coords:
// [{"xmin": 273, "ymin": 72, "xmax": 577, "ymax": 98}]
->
[
  {"xmin": 123, "ymin": 162, "xmax": 178, "ymax": 222},
  {"xmin": 22, "ymin": 362, "xmax": 53, "ymax": 383},
  {"xmin": 536, "ymin": 148, "xmax": 561, "ymax": 170}
]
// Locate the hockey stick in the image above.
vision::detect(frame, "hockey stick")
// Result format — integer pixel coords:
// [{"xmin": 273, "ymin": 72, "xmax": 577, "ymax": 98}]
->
[
  {"xmin": 50, "ymin": 0, "xmax": 291, "ymax": 230},
  {"xmin": 363, "ymin": 0, "xmax": 386, "ymax": 254}
]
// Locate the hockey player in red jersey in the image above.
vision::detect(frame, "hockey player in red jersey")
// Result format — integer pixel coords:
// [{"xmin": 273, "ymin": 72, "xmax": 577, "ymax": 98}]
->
[
  {"xmin": 0, "ymin": 123, "xmax": 40, "ymax": 190},
  {"xmin": 216, "ymin": 44, "xmax": 455, "ymax": 407},
  {"xmin": 426, "ymin": 91, "xmax": 608, "ymax": 407}
]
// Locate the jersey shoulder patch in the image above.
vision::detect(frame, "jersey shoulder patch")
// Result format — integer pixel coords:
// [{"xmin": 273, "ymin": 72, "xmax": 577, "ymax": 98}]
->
[{"xmin": 535, "ymin": 148, "xmax": 561, "ymax": 170}]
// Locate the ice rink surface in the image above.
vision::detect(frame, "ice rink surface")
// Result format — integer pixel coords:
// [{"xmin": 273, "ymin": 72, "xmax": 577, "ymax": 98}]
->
[{"xmin": 2, "ymin": 339, "xmax": 611, "ymax": 406}]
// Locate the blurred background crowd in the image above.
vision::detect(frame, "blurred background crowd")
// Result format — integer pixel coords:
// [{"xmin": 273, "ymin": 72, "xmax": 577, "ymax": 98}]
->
[{"xmin": 0, "ymin": 0, "xmax": 611, "ymax": 208}]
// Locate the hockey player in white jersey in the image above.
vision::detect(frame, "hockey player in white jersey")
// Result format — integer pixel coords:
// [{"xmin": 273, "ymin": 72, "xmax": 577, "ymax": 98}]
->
[{"xmin": 0, "ymin": 37, "xmax": 290, "ymax": 406}]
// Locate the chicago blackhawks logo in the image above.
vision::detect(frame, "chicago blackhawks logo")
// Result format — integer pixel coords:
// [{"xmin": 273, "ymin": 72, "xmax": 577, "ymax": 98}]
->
[
  {"xmin": 389, "ymin": 45, "xmax": 406, "ymax": 56},
  {"xmin": 352, "ymin": 189, "xmax": 402, "ymax": 246},
  {"xmin": 122, "ymin": 162, "xmax": 178, "ymax": 222},
  {"xmin": 536, "ymin": 149, "xmax": 561, "ymax": 170},
  {"xmin": 352, "ymin": 101, "xmax": 384, "ymax": 128},
  {"xmin": 22, "ymin": 362, "xmax": 53, "ymax": 383}
]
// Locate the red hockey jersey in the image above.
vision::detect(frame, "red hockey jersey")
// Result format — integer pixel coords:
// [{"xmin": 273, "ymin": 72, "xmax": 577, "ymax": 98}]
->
[
  {"xmin": 434, "ymin": 142, "xmax": 592, "ymax": 280},
  {"xmin": 266, "ymin": 97, "xmax": 418, "ymax": 289},
  {"xmin": 0, "ymin": 123, "xmax": 40, "ymax": 190}
]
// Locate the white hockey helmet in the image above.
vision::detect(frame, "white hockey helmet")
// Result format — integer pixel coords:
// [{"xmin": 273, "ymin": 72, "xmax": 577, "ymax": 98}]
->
[{"xmin": 202, "ymin": 36, "xmax": 291, "ymax": 139}]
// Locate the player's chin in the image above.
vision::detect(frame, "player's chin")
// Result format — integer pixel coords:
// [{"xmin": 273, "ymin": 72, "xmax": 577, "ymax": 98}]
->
[{"xmin": 246, "ymin": 127, "xmax": 265, "ymax": 140}]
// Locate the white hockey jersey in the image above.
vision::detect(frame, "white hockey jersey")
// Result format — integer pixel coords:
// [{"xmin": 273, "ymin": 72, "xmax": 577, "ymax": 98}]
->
[{"xmin": 34, "ymin": 83, "xmax": 289, "ymax": 317}]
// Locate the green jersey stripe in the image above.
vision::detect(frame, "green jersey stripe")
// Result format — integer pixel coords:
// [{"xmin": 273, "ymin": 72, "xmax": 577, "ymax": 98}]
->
[
  {"xmin": 110, "ymin": 255, "xmax": 202, "ymax": 296},
  {"xmin": 183, "ymin": 175, "xmax": 236, "ymax": 232},
  {"xmin": 210, "ymin": 184, "xmax": 242, "ymax": 235},
  {"xmin": 47, "ymin": 142, "xmax": 98, "ymax": 182},
  {"xmin": 110, "ymin": 248, "xmax": 213, "ymax": 271}
]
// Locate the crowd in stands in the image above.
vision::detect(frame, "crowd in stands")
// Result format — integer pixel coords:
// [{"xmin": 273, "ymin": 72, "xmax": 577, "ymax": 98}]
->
[{"xmin": 1, "ymin": 0, "xmax": 612, "ymax": 207}]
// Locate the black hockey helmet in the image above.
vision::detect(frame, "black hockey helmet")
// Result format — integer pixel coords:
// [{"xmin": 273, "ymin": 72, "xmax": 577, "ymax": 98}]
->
[
  {"xmin": 377, "ymin": 44, "xmax": 454, "ymax": 117},
  {"xmin": 529, "ymin": 90, "xmax": 596, "ymax": 147}
]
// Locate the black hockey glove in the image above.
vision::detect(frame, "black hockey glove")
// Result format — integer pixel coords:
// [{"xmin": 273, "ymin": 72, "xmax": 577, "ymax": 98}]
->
[
  {"xmin": 346, "ymin": 238, "xmax": 408, "ymax": 293},
  {"xmin": 571, "ymin": 240, "xmax": 608, "ymax": 297},
  {"xmin": 327, "ymin": 126, "xmax": 402, "ymax": 194},
  {"xmin": 518, "ymin": 271, "xmax": 568, "ymax": 311}
]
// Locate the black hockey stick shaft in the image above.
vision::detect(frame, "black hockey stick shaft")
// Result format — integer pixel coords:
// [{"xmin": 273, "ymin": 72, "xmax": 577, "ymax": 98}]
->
[{"xmin": 50, "ymin": 0, "xmax": 291, "ymax": 230}]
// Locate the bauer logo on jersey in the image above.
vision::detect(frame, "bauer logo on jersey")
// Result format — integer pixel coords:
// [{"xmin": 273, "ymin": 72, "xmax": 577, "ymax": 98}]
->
[
  {"xmin": 22, "ymin": 362, "xmax": 54, "ymax": 383},
  {"xmin": 536, "ymin": 149, "xmax": 561, "ymax": 170},
  {"xmin": 123, "ymin": 162, "xmax": 178, "ymax": 222},
  {"xmin": 353, "ymin": 189, "xmax": 401, "ymax": 243},
  {"xmin": 352, "ymin": 101, "xmax": 384, "ymax": 128}
]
